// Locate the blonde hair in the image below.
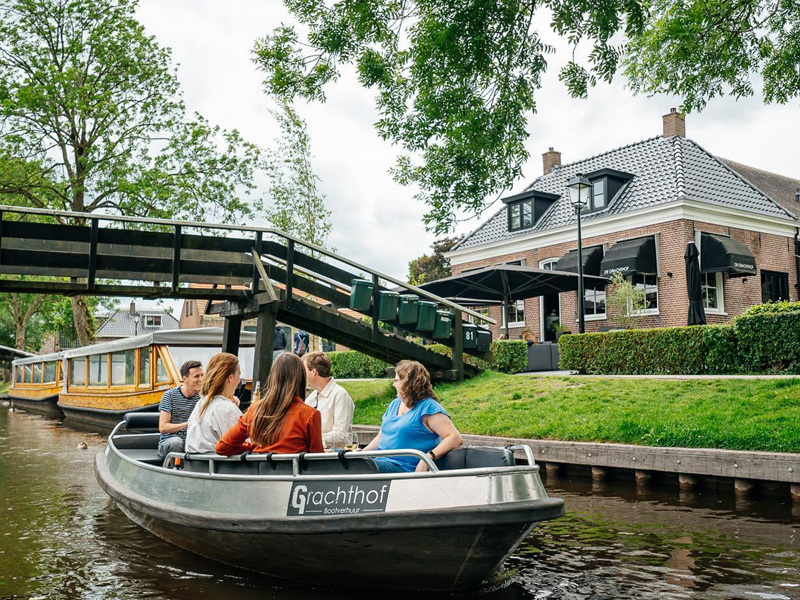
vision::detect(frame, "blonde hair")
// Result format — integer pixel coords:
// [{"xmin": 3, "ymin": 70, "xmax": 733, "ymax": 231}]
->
[
  {"xmin": 249, "ymin": 353, "xmax": 307, "ymax": 446},
  {"xmin": 395, "ymin": 360, "xmax": 436, "ymax": 407},
  {"xmin": 198, "ymin": 353, "xmax": 239, "ymax": 419}
]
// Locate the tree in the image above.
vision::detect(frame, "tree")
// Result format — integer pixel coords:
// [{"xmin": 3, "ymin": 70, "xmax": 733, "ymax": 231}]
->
[
  {"xmin": 0, "ymin": 0, "xmax": 267, "ymax": 344},
  {"xmin": 606, "ymin": 273, "xmax": 646, "ymax": 330},
  {"xmin": 408, "ymin": 236, "xmax": 463, "ymax": 285},
  {"xmin": 263, "ymin": 103, "xmax": 333, "ymax": 255},
  {"xmin": 624, "ymin": 0, "xmax": 800, "ymax": 112},
  {"xmin": 256, "ymin": 0, "xmax": 798, "ymax": 233}
]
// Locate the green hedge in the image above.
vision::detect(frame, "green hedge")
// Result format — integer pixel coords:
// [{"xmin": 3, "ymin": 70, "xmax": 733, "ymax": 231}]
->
[
  {"xmin": 490, "ymin": 340, "xmax": 528, "ymax": 373},
  {"xmin": 560, "ymin": 302, "xmax": 800, "ymax": 374},
  {"xmin": 328, "ymin": 351, "xmax": 391, "ymax": 379}
]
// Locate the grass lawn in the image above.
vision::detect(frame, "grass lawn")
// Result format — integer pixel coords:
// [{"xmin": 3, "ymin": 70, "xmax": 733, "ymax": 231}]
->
[{"xmin": 341, "ymin": 372, "xmax": 800, "ymax": 453}]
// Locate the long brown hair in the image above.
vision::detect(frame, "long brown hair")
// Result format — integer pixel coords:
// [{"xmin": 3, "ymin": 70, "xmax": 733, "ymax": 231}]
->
[
  {"xmin": 250, "ymin": 353, "xmax": 307, "ymax": 446},
  {"xmin": 198, "ymin": 353, "xmax": 239, "ymax": 419},
  {"xmin": 395, "ymin": 360, "xmax": 436, "ymax": 407}
]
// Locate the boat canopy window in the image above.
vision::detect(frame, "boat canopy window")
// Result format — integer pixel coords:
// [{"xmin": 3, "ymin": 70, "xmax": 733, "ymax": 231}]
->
[
  {"xmin": 70, "ymin": 358, "xmax": 86, "ymax": 386},
  {"xmin": 155, "ymin": 352, "xmax": 170, "ymax": 383},
  {"xmin": 32, "ymin": 363, "xmax": 42, "ymax": 384},
  {"xmin": 139, "ymin": 348, "xmax": 151, "ymax": 387},
  {"xmin": 89, "ymin": 354, "xmax": 107, "ymax": 386},
  {"xmin": 14, "ymin": 366, "xmax": 22, "ymax": 384},
  {"xmin": 43, "ymin": 361, "xmax": 58, "ymax": 384},
  {"xmin": 24, "ymin": 364, "xmax": 32, "ymax": 383},
  {"xmin": 168, "ymin": 346, "xmax": 255, "ymax": 380},
  {"xmin": 111, "ymin": 350, "xmax": 136, "ymax": 386}
]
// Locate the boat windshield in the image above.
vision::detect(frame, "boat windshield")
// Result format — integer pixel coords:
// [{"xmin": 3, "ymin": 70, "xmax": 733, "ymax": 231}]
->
[{"xmin": 168, "ymin": 346, "xmax": 255, "ymax": 380}]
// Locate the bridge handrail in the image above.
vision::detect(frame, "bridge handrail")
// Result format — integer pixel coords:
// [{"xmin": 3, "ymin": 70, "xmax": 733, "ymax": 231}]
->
[{"xmin": 0, "ymin": 204, "xmax": 495, "ymax": 325}]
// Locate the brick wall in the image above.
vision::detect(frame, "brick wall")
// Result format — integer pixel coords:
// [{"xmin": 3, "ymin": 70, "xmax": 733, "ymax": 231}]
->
[{"xmin": 453, "ymin": 219, "xmax": 797, "ymax": 340}]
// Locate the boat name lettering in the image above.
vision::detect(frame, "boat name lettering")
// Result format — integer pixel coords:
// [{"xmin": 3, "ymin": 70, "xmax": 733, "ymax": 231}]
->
[{"xmin": 287, "ymin": 480, "xmax": 392, "ymax": 516}]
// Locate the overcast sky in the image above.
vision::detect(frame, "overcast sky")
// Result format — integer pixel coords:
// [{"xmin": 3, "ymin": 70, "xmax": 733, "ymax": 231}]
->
[{"xmin": 131, "ymin": 0, "xmax": 800, "ymax": 311}]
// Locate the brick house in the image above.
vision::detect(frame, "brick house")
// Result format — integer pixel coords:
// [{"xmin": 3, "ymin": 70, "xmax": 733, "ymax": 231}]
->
[{"xmin": 447, "ymin": 110, "xmax": 800, "ymax": 342}]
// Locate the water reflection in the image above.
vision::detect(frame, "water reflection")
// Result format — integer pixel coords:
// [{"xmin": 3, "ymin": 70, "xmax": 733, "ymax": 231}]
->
[{"xmin": 2, "ymin": 405, "xmax": 800, "ymax": 600}]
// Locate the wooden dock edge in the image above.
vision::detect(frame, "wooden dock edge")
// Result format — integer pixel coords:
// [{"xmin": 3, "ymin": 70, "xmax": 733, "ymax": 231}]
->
[{"xmin": 352, "ymin": 425, "xmax": 800, "ymax": 502}]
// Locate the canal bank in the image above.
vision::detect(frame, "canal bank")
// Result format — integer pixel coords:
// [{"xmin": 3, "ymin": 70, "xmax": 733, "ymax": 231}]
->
[{"xmin": 353, "ymin": 426, "xmax": 800, "ymax": 504}]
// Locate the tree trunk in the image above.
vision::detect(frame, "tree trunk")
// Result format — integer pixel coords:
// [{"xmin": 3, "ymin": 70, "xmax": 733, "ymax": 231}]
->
[
  {"xmin": 15, "ymin": 317, "xmax": 26, "ymax": 350},
  {"xmin": 71, "ymin": 295, "xmax": 94, "ymax": 346}
]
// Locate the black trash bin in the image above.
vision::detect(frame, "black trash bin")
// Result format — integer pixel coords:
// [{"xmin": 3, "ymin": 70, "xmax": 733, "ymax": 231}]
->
[{"xmin": 462, "ymin": 323, "xmax": 478, "ymax": 349}]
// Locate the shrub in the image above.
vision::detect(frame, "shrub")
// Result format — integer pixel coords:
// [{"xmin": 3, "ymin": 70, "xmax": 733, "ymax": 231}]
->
[
  {"xmin": 741, "ymin": 301, "xmax": 800, "ymax": 316},
  {"xmin": 328, "ymin": 351, "xmax": 391, "ymax": 379},
  {"xmin": 735, "ymin": 311, "xmax": 800, "ymax": 373},
  {"xmin": 491, "ymin": 340, "xmax": 528, "ymax": 373},
  {"xmin": 559, "ymin": 325, "xmax": 736, "ymax": 374}
]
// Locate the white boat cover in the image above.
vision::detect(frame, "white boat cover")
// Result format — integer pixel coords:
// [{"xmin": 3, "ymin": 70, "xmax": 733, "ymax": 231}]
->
[
  {"xmin": 12, "ymin": 351, "xmax": 65, "ymax": 366},
  {"xmin": 62, "ymin": 327, "xmax": 257, "ymax": 359}
]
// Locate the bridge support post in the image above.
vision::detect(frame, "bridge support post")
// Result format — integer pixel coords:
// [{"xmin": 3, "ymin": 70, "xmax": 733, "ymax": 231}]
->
[
  {"xmin": 451, "ymin": 309, "xmax": 464, "ymax": 382},
  {"xmin": 222, "ymin": 316, "xmax": 243, "ymax": 355},
  {"xmin": 252, "ymin": 304, "xmax": 278, "ymax": 392}
]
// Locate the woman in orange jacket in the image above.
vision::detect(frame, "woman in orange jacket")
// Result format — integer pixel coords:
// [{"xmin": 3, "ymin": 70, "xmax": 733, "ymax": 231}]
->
[{"xmin": 216, "ymin": 353, "xmax": 323, "ymax": 455}]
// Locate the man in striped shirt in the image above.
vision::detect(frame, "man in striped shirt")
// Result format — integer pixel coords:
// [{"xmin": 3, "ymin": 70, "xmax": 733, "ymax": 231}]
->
[{"xmin": 157, "ymin": 360, "xmax": 203, "ymax": 458}]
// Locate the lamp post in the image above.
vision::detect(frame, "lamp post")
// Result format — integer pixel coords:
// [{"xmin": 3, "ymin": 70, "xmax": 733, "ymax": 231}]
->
[
  {"xmin": 566, "ymin": 174, "xmax": 592, "ymax": 334},
  {"xmin": 130, "ymin": 300, "xmax": 140, "ymax": 336}
]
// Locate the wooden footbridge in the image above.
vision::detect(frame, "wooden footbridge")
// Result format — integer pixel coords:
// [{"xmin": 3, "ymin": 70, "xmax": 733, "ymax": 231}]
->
[{"xmin": 0, "ymin": 205, "xmax": 494, "ymax": 386}]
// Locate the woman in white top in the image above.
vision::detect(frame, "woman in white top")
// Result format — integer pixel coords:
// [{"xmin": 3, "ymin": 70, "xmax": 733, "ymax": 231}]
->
[{"xmin": 186, "ymin": 352, "xmax": 243, "ymax": 453}]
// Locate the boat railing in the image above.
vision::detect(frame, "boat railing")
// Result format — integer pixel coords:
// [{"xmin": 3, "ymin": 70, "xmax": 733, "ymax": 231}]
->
[{"xmin": 163, "ymin": 448, "xmax": 440, "ymax": 475}]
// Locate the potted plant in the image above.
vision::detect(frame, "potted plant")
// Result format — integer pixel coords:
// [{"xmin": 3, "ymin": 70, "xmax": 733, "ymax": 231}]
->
[{"xmin": 553, "ymin": 322, "xmax": 571, "ymax": 341}]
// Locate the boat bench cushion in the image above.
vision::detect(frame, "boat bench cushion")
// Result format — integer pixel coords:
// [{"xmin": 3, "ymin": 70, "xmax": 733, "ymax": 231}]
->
[
  {"xmin": 112, "ymin": 433, "xmax": 161, "ymax": 450},
  {"xmin": 180, "ymin": 455, "xmax": 378, "ymax": 475},
  {"xmin": 124, "ymin": 412, "xmax": 161, "ymax": 432},
  {"xmin": 436, "ymin": 446, "xmax": 515, "ymax": 470},
  {"xmin": 118, "ymin": 448, "xmax": 164, "ymax": 466}
]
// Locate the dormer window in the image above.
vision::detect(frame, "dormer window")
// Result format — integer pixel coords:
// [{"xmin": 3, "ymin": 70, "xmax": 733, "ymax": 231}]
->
[
  {"xmin": 144, "ymin": 315, "xmax": 162, "ymax": 328},
  {"xmin": 502, "ymin": 189, "xmax": 560, "ymax": 232},
  {"xmin": 509, "ymin": 200, "xmax": 533, "ymax": 231},
  {"xmin": 583, "ymin": 168, "xmax": 634, "ymax": 213}
]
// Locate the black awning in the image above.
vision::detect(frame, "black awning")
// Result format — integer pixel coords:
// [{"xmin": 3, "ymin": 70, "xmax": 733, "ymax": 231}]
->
[
  {"xmin": 555, "ymin": 245, "xmax": 604, "ymax": 276},
  {"xmin": 700, "ymin": 233, "xmax": 757, "ymax": 277},
  {"xmin": 600, "ymin": 236, "xmax": 657, "ymax": 277}
]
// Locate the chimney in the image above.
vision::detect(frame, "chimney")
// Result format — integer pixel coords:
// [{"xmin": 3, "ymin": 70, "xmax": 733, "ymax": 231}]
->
[
  {"xmin": 129, "ymin": 301, "xmax": 136, "ymax": 316},
  {"xmin": 542, "ymin": 147, "xmax": 561, "ymax": 174},
  {"xmin": 662, "ymin": 107, "xmax": 686, "ymax": 138}
]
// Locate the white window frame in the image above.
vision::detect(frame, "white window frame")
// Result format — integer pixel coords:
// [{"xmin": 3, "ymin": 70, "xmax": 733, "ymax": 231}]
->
[
  {"xmin": 538, "ymin": 258, "xmax": 562, "ymax": 333},
  {"xmin": 144, "ymin": 314, "xmax": 162, "ymax": 328},
  {"xmin": 701, "ymin": 272, "xmax": 725, "ymax": 314},
  {"xmin": 583, "ymin": 286, "xmax": 607, "ymax": 321},
  {"xmin": 503, "ymin": 299, "xmax": 526, "ymax": 329},
  {"xmin": 465, "ymin": 305, "xmax": 491, "ymax": 325},
  {"xmin": 628, "ymin": 273, "xmax": 659, "ymax": 316}
]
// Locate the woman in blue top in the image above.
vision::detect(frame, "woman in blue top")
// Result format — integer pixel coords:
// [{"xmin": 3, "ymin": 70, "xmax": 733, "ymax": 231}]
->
[{"xmin": 360, "ymin": 360, "xmax": 463, "ymax": 473}]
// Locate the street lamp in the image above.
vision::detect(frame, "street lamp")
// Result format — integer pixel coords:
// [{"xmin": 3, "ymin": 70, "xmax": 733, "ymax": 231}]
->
[
  {"xmin": 566, "ymin": 174, "xmax": 592, "ymax": 334},
  {"xmin": 130, "ymin": 301, "xmax": 140, "ymax": 336}
]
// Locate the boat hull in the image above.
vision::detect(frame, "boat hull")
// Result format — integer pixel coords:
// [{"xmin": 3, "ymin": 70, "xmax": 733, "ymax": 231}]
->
[
  {"xmin": 9, "ymin": 393, "xmax": 63, "ymax": 418},
  {"xmin": 61, "ymin": 402, "xmax": 159, "ymax": 430},
  {"xmin": 95, "ymin": 440, "xmax": 564, "ymax": 591}
]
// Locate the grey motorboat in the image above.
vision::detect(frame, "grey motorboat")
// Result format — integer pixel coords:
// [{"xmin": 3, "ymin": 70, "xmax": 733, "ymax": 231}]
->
[{"xmin": 95, "ymin": 413, "xmax": 564, "ymax": 591}]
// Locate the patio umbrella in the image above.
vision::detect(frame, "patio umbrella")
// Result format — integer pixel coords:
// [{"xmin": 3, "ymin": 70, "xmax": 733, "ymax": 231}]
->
[
  {"xmin": 417, "ymin": 264, "xmax": 608, "ymax": 338},
  {"xmin": 685, "ymin": 241, "xmax": 706, "ymax": 326}
]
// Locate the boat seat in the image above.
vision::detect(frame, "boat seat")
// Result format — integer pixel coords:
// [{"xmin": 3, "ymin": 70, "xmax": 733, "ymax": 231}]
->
[
  {"xmin": 112, "ymin": 433, "xmax": 161, "ymax": 450},
  {"xmin": 117, "ymin": 447, "xmax": 164, "ymax": 466},
  {"xmin": 124, "ymin": 412, "xmax": 161, "ymax": 432},
  {"xmin": 179, "ymin": 454, "xmax": 377, "ymax": 475},
  {"xmin": 435, "ymin": 446, "xmax": 515, "ymax": 470}
]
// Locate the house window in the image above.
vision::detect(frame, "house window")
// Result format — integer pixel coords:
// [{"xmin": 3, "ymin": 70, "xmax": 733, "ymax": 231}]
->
[
  {"xmin": 144, "ymin": 315, "xmax": 162, "ymax": 327},
  {"xmin": 761, "ymin": 271, "xmax": 789, "ymax": 303},
  {"xmin": 508, "ymin": 200, "xmax": 533, "ymax": 232},
  {"xmin": 629, "ymin": 274, "xmax": 658, "ymax": 314},
  {"xmin": 584, "ymin": 287, "xmax": 606, "ymax": 318},
  {"xmin": 466, "ymin": 306, "xmax": 490, "ymax": 324},
  {"xmin": 504, "ymin": 300, "xmax": 525, "ymax": 328},
  {"xmin": 701, "ymin": 272, "xmax": 724, "ymax": 313},
  {"xmin": 591, "ymin": 179, "xmax": 606, "ymax": 210}
]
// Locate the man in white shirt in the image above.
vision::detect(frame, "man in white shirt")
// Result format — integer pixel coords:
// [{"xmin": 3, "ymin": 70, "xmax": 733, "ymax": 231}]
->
[{"xmin": 303, "ymin": 352, "xmax": 355, "ymax": 449}]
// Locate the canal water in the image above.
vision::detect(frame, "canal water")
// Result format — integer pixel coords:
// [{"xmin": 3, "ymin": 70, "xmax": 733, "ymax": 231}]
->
[{"xmin": 1, "ymin": 404, "xmax": 799, "ymax": 600}]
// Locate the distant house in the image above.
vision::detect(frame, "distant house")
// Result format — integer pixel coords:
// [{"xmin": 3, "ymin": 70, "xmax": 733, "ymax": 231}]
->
[
  {"xmin": 95, "ymin": 304, "xmax": 179, "ymax": 343},
  {"xmin": 447, "ymin": 109, "xmax": 800, "ymax": 341}
]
